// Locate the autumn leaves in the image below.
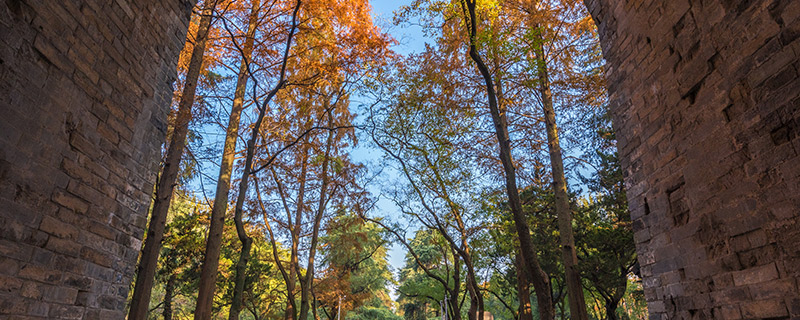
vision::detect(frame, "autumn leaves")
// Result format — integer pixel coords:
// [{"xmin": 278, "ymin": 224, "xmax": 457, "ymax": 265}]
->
[{"xmin": 129, "ymin": 0, "xmax": 393, "ymax": 319}]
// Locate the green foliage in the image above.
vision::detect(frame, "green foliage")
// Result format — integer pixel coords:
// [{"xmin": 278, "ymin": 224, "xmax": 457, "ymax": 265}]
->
[
  {"xmin": 219, "ymin": 231, "xmax": 289, "ymax": 319},
  {"xmin": 139, "ymin": 192, "xmax": 290, "ymax": 319},
  {"xmin": 574, "ymin": 137, "xmax": 639, "ymax": 319},
  {"xmin": 317, "ymin": 211, "xmax": 396, "ymax": 319},
  {"xmin": 346, "ymin": 305, "xmax": 403, "ymax": 320},
  {"xmin": 132, "ymin": 1, "xmax": 648, "ymax": 320},
  {"xmin": 395, "ymin": 229, "xmax": 459, "ymax": 320},
  {"xmin": 143, "ymin": 193, "xmax": 208, "ymax": 318}
]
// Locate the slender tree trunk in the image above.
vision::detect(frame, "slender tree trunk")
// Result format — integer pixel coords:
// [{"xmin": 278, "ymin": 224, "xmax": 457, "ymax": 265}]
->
[
  {"xmin": 299, "ymin": 112, "xmax": 334, "ymax": 320},
  {"xmin": 465, "ymin": 268, "xmax": 479, "ymax": 320},
  {"xmin": 530, "ymin": 23, "xmax": 589, "ymax": 320},
  {"xmin": 259, "ymin": 178, "xmax": 298, "ymax": 320},
  {"xmin": 459, "ymin": 1, "xmax": 554, "ymax": 318},
  {"xmin": 459, "ymin": 247, "xmax": 483, "ymax": 320},
  {"xmin": 515, "ymin": 250, "xmax": 533, "ymax": 320},
  {"xmin": 163, "ymin": 272, "xmax": 176, "ymax": 320},
  {"xmin": 284, "ymin": 119, "xmax": 317, "ymax": 320},
  {"xmin": 452, "ymin": 216, "xmax": 482, "ymax": 320},
  {"xmin": 447, "ymin": 288, "xmax": 460, "ymax": 320},
  {"xmin": 311, "ymin": 290, "xmax": 319, "ymax": 320},
  {"xmin": 450, "ymin": 253, "xmax": 462, "ymax": 320},
  {"xmin": 286, "ymin": 144, "xmax": 309, "ymax": 320},
  {"xmin": 128, "ymin": 2, "xmax": 216, "ymax": 319},
  {"xmin": 224, "ymin": 1, "xmax": 262, "ymax": 318},
  {"xmin": 494, "ymin": 52, "xmax": 531, "ymax": 320}
]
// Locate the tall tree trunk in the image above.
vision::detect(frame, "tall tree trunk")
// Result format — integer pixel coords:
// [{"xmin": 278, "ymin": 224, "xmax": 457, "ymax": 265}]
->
[
  {"xmin": 128, "ymin": 2, "xmax": 216, "ymax": 319},
  {"xmin": 163, "ymin": 272, "xmax": 176, "ymax": 320},
  {"xmin": 465, "ymin": 269, "xmax": 480, "ymax": 320},
  {"xmin": 495, "ymin": 53, "xmax": 531, "ymax": 320},
  {"xmin": 530, "ymin": 23, "xmax": 589, "ymax": 320},
  {"xmin": 459, "ymin": 1, "xmax": 554, "ymax": 318},
  {"xmin": 515, "ymin": 250, "xmax": 533, "ymax": 320},
  {"xmin": 284, "ymin": 115, "xmax": 317, "ymax": 320},
  {"xmin": 195, "ymin": 1, "xmax": 301, "ymax": 319},
  {"xmin": 224, "ymin": 1, "xmax": 262, "ymax": 318},
  {"xmin": 299, "ymin": 112, "xmax": 334, "ymax": 320}
]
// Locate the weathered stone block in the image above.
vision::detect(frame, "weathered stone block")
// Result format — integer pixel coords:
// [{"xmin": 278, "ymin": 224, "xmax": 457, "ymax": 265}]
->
[
  {"xmin": 732, "ymin": 262, "xmax": 779, "ymax": 286},
  {"xmin": 713, "ymin": 305, "xmax": 742, "ymax": 319},
  {"xmin": 0, "ymin": 275, "xmax": 23, "ymax": 293},
  {"xmin": 740, "ymin": 298, "xmax": 789, "ymax": 318},
  {"xmin": 39, "ymin": 216, "xmax": 79, "ymax": 240}
]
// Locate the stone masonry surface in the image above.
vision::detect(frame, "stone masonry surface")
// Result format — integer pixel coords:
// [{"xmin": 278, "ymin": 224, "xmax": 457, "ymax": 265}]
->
[
  {"xmin": 0, "ymin": 0, "xmax": 192, "ymax": 318},
  {"xmin": 585, "ymin": 0, "xmax": 800, "ymax": 318}
]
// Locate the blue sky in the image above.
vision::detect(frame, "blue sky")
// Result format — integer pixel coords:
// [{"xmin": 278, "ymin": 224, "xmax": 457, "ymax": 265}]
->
[
  {"xmin": 370, "ymin": 0, "xmax": 428, "ymax": 55},
  {"xmin": 357, "ymin": 0, "xmax": 428, "ymax": 282}
]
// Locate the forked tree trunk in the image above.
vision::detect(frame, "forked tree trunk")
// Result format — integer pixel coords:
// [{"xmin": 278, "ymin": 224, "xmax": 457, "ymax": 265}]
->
[
  {"xmin": 229, "ymin": 1, "xmax": 301, "ymax": 319},
  {"xmin": 459, "ymin": 0, "xmax": 554, "ymax": 318},
  {"xmin": 258, "ymin": 177, "xmax": 298, "ymax": 320},
  {"xmin": 449, "ymin": 253, "xmax": 462, "ymax": 320},
  {"xmin": 530, "ymin": 22, "xmax": 589, "ymax": 320},
  {"xmin": 450, "ymin": 212, "xmax": 482, "ymax": 320},
  {"xmin": 128, "ymin": 2, "xmax": 216, "ymax": 319}
]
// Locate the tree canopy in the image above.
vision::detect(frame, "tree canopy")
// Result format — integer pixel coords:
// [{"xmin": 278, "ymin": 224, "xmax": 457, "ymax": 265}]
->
[{"xmin": 126, "ymin": 0, "xmax": 646, "ymax": 319}]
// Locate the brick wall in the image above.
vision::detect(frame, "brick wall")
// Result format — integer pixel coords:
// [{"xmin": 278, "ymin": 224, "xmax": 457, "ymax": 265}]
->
[
  {"xmin": 585, "ymin": 0, "xmax": 800, "ymax": 318},
  {"xmin": 0, "ymin": 0, "xmax": 192, "ymax": 318}
]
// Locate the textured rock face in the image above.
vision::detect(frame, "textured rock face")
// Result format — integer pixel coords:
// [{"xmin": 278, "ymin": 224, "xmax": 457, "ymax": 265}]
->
[
  {"xmin": 585, "ymin": 0, "xmax": 800, "ymax": 318},
  {"xmin": 0, "ymin": 1, "xmax": 192, "ymax": 318}
]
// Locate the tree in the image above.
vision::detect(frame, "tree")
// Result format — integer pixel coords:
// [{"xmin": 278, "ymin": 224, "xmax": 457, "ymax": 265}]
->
[
  {"xmin": 515, "ymin": 2, "xmax": 608, "ymax": 317},
  {"xmin": 240, "ymin": 0, "xmax": 392, "ymax": 318},
  {"xmin": 458, "ymin": 0, "xmax": 555, "ymax": 317},
  {"xmin": 575, "ymin": 111, "xmax": 637, "ymax": 320},
  {"xmin": 395, "ymin": 229, "xmax": 461, "ymax": 320},
  {"xmin": 178, "ymin": 0, "xmax": 266, "ymax": 318},
  {"xmin": 316, "ymin": 211, "xmax": 396, "ymax": 320},
  {"xmin": 129, "ymin": 1, "xmax": 219, "ymax": 318},
  {"xmin": 222, "ymin": 0, "xmax": 301, "ymax": 318},
  {"xmin": 481, "ymin": 182, "xmax": 566, "ymax": 319},
  {"xmin": 123, "ymin": 0, "xmax": 645, "ymax": 319},
  {"xmin": 132, "ymin": 192, "xmax": 210, "ymax": 319},
  {"xmin": 367, "ymin": 62, "xmax": 488, "ymax": 320}
]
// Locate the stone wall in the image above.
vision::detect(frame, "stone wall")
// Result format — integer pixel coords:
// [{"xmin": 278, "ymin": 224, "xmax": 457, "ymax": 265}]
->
[
  {"xmin": 585, "ymin": 0, "xmax": 800, "ymax": 318},
  {"xmin": 0, "ymin": 0, "xmax": 192, "ymax": 318}
]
